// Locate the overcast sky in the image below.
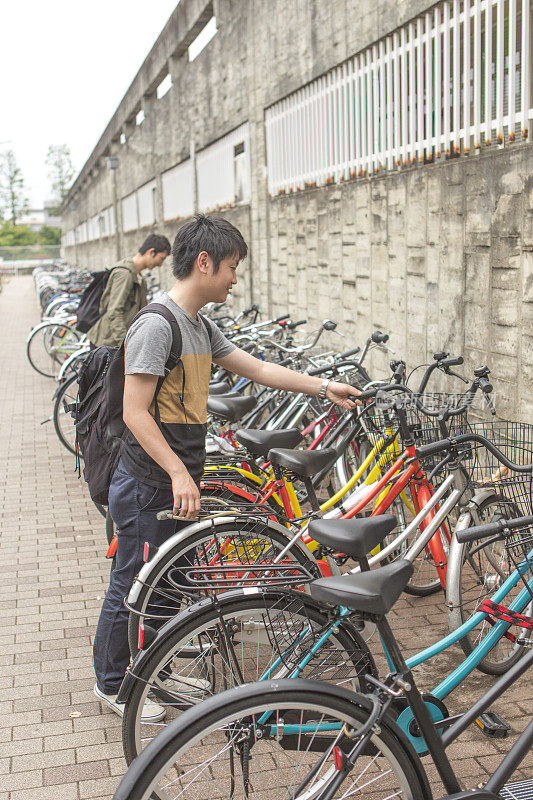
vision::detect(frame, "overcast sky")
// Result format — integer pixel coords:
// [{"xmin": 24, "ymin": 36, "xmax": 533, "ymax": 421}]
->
[{"xmin": 1, "ymin": 1, "xmax": 179, "ymax": 207}]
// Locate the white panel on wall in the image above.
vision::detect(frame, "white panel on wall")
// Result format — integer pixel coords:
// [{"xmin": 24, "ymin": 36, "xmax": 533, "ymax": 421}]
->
[
  {"xmin": 62, "ymin": 230, "xmax": 75, "ymax": 247},
  {"xmin": 197, "ymin": 123, "xmax": 251, "ymax": 212},
  {"xmin": 88, "ymin": 214, "xmax": 99, "ymax": 241},
  {"xmin": 76, "ymin": 222, "xmax": 87, "ymax": 244},
  {"xmin": 161, "ymin": 160, "xmax": 194, "ymax": 220},
  {"xmin": 122, "ymin": 192, "xmax": 138, "ymax": 232},
  {"xmin": 137, "ymin": 180, "xmax": 157, "ymax": 228}
]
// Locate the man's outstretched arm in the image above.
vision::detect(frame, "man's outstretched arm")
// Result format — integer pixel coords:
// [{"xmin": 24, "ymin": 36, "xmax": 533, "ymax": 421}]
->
[{"xmin": 214, "ymin": 348, "xmax": 362, "ymax": 409}]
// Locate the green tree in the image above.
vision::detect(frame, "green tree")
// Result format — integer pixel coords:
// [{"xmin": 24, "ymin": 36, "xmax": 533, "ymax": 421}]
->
[
  {"xmin": 0, "ymin": 222, "xmax": 36, "ymax": 246},
  {"xmin": 38, "ymin": 225, "xmax": 61, "ymax": 245},
  {"xmin": 46, "ymin": 144, "xmax": 74, "ymax": 207},
  {"xmin": 0, "ymin": 150, "xmax": 28, "ymax": 225}
]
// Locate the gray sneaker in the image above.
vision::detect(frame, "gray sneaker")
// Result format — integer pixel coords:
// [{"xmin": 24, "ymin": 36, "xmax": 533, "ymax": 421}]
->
[{"xmin": 94, "ymin": 683, "xmax": 166, "ymax": 723}]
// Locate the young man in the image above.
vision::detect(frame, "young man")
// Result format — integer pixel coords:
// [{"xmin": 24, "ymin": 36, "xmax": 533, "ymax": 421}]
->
[
  {"xmin": 93, "ymin": 214, "xmax": 361, "ymax": 721},
  {"xmin": 87, "ymin": 233, "xmax": 171, "ymax": 347}
]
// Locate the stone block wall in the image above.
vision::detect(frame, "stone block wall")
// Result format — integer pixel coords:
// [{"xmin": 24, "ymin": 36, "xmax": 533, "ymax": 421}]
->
[{"xmin": 266, "ymin": 146, "xmax": 533, "ymax": 421}]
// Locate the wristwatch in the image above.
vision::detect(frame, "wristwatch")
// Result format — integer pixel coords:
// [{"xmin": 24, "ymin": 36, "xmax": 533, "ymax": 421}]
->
[{"xmin": 319, "ymin": 378, "xmax": 330, "ymax": 399}]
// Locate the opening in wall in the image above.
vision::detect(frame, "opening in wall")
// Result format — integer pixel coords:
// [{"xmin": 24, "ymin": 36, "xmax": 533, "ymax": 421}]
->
[
  {"xmin": 188, "ymin": 16, "xmax": 218, "ymax": 62},
  {"xmin": 156, "ymin": 73, "xmax": 172, "ymax": 99}
]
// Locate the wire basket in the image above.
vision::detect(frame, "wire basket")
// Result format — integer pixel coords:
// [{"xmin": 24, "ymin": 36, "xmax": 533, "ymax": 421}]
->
[
  {"xmin": 262, "ymin": 593, "xmax": 375, "ymax": 682},
  {"xmin": 359, "ymin": 391, "xmax": 470, "ymax": 473},
  {"xmin": 462, "ymin": 421, "xmax": 533, "ymax": 517}
]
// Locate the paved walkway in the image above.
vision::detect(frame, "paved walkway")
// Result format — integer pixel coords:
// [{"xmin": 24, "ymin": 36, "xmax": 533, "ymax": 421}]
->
[
  {"xmin": 0, "ymin": 276, "xmax": 122, "ymax": 799},
  {"xmin": 0, "ymin": 275, "xmax": 531, "ymax": 799}
]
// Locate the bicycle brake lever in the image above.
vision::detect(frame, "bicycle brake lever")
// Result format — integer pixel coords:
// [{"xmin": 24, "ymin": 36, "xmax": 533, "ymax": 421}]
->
[{"xmin": 443, "ymin": 366, "xmax": 469, "ymax": 384}]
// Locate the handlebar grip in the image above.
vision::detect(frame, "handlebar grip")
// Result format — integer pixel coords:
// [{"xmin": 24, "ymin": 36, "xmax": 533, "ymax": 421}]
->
[
  {"xmin": 287, "ymin": 319, "xmax": 307, "ymax": 330},
  {"xmin": 456, "ymin": 521, "xmax": 503, "ymax": 544},
  {"xmin": 340, "ymin": 346, "xmax": 361, "ymax": 359},
  {"xmin": 479, "ymin": 376, "xmax": 494, "ymax": 394},
  {"xmin": 353, "ymin": 387, "xmax": 378, "ymax": 401},
  {"xmin": 275, "ymin": 314, "xmax": 290, "ymax": 323},
  {"xmin": 390, "ymin": 360, "xmax": 406, "ymax": 382},
  {"xmin": 415, "ymin": 439, "xmax": 453, "ymax": 459},
  {"xmin": 322, "ymin": 320, "xmax": 337, "ymax": 331},
  {"xmin": 442, "ymin": 356, "xmax": 464, "ymax": 367},
  {"xmin": 371, "ymin": 331, "xmax": 389, "ymax": 344}
]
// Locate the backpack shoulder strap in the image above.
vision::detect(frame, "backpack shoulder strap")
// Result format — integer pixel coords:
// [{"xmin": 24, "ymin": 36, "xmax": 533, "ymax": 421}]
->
[
  {"xmin": 198, "ymin": 313, "xmax": 214, "ymax": 347},
  {"xmin": 129, "ymin": 303, "xmax": 185, "ymax": 426},
  {"xmin": 132, "ymin": 303, "xmax": 182, "ymax": 373}
]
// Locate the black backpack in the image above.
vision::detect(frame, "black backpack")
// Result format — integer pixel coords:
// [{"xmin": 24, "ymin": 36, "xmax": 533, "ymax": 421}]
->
[
  {"xmin": 74, "ymin": 303, "xmax": 186, "ymax": 505},
  {"xmin": 75, "ymin": 266, "xmax": 130, "ymax": 333}
]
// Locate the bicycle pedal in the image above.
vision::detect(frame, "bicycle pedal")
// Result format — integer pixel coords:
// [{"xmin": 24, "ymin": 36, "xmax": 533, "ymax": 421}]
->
[{"xmin": 474, "ymin": 711, "xmax": 510, "ymax": 738}]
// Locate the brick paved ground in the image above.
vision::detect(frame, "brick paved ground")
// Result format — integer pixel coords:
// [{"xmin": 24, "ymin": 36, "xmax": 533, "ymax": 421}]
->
[{"xmin": 0, "ymin": 274, "xmax": 531, "ymax": 799}]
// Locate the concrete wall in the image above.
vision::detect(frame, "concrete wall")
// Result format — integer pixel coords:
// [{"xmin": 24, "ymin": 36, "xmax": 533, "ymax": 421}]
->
[{"xmin": 62, "ymin": 0, "xmax": 533, "ymax": 421}]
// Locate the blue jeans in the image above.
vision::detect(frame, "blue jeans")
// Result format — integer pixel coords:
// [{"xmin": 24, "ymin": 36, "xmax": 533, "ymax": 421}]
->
[{"xmin": 93, "ymin": 461, "xmax": 189, "ymax": 693}]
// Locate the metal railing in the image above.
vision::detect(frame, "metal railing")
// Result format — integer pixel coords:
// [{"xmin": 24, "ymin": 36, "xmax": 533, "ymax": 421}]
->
[
  {"xmin": 265, "ymin": 0, "xmax": 532, "ymax": 194},
  {"xmin": 0, "ymin": 245, "xmax": 62, "ymax": 270}
]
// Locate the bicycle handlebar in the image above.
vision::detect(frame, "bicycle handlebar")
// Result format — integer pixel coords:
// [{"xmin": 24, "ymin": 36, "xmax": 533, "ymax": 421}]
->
[
  {"xmin": 456, "ymin": 514, "xmax": 533, "ymax": 544},
  {"xmin": 286, "ymin": 319, "xmax": 307, "ymax": 330},
  {"xmin": 339, "ymin": 346, "xmax": 361, "ymax": 359},
  {"xmin": 354, "ymin": 370, "xmax": 491, "ymax": 420},
  {"xmin": 417, "ymin": 432, "xmax": 533, "ymax": 474}
]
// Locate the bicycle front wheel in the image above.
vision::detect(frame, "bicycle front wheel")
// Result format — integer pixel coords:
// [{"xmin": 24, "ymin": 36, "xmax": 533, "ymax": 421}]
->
[
  {"xmin": 53, "ymin": 373, "xmax": 78, "ymax": 455},
  {"xmin": 450, "ymin": 495, "xmax": 531, "ymax": 674},
  {"xmin": 114, "ymin": 679, "xmax": 429, "ymax": 800}
]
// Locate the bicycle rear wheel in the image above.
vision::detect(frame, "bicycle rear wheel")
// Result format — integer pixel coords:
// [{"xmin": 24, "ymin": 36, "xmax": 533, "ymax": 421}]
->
[
  {"xmin": 27, "ymin": 322, "xmax": 81, "ymax": 378},
  {"xmin": 114, "ymin": 680, "xmax": 429, "ymax": 800},
  {"xmin": 122, "ymin": 589, "xmax": 376, "ymax": 763},
  {"xmin": 127, "ymin": 517, "xmax": 320, "ymax": 658}
]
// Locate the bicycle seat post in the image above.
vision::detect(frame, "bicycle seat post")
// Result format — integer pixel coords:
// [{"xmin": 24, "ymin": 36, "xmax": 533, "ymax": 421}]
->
[
  {"xmin": 375, "ymin": 612, "xmax": 462, "ymax": 795},
  {"xmin": 303, "ymin": 476, "xmax": 321, "ymax": 513}
]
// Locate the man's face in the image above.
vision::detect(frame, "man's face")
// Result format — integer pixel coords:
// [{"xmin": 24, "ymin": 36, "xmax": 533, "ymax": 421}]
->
[
  {"xmin": 148, "ymin": 249, "xmax": 169, "ymax": 269},
  {"xmin": 208, "ymin": 253, "xmax": 238, "ymax": 302}
]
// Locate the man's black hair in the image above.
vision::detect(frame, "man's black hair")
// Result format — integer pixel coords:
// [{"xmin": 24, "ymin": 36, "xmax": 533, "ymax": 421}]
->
[
  {"xmin": 138, "ymin": 234, "xmax": 171, "ymax": 255},
  {"xmin": 171, "ymin": 214, "xmax": 248, "ymax": 279}
]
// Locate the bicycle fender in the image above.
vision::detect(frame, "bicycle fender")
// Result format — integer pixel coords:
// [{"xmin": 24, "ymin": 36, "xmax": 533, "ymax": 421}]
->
[
  {"xmin": 126, "ymin": 516, "xmax": 318, "ymax": 606},
  {"xmin": 446, "ymin": 488, "xmax": 498, "ymax": 619}
]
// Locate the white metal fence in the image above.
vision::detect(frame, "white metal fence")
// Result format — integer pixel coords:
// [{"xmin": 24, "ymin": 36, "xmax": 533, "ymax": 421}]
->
[{"xmin": 265, "ymin": 0, "xmax": 532, "ymax": 195}]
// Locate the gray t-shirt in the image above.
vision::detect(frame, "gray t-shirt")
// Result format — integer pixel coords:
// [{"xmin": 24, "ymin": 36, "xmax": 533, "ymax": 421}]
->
[{"xmin": 120, "ymin": 293, "xmax": 235, "ymax": 486}]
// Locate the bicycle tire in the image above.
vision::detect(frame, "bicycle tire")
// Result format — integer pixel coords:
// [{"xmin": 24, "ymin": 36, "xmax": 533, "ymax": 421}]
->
[
  {"xmin": 114, "ymin": 679, "xmax": 429, "ymax": 800},
  {"xmin": 452, "ymin": 495, "xmax": 531, "ymax": 674},
  {"xmin": 126, "ymin": 518, "xmax": 320, "ymax": 659},
  {"xmin": 52, "ymin": 372, "xmax": 78, "ymax": 455},
  {"xmin": 27, "ymin": 322, "xmax": 81, "ymax": 378},
  {"xmin": 122, "ymin": 588, "xmax": 377, "ymax": 763}
]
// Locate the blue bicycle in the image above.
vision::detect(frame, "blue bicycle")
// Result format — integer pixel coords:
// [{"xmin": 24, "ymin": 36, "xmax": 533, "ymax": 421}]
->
[{"xmin": 113, "ymin": 511, "xmax": 533, "ymax": 800}]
